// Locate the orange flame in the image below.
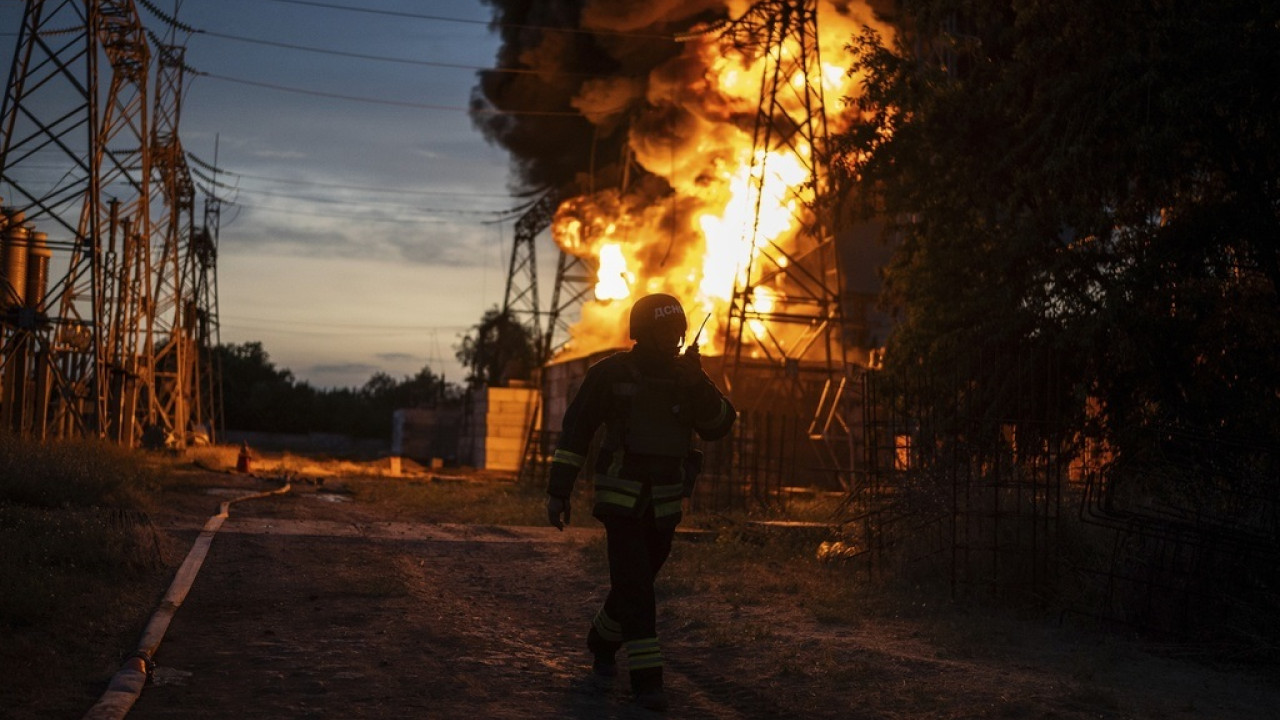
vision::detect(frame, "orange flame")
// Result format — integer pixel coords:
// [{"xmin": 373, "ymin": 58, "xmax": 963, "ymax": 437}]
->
[{"xmin": 550, "ymin": 1, "xmax": 891, "ymax": 361}]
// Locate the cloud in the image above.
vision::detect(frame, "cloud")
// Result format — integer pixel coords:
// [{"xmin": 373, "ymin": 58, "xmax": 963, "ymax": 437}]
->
[
  {"xmin": 375, "ymin": 352, "xmax": 421, "ymax": 363},
  {"xmin": 307, "ymin": 363, "xmax": 381, "ymax": 387},
  {"xmin": 252, "ymin": 149, "xmax": 309, "ymax": 161},
  {"xmin": 219, "ymin": 202, "xmax": 494, "ymax": 269}
]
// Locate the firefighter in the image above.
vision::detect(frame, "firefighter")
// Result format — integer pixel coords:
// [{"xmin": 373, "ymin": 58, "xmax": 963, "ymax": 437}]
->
[{"xmin": 545, "ymin": 292, "xmax": 736, "ymax": 711}]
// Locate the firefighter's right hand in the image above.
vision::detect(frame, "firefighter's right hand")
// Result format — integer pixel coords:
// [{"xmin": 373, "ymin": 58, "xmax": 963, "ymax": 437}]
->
[
  {"xmin": 546, "ymin": 495, "xmax": 571, "ymax": 530},
  {"xmin": 674, "ymin": 346, "xmax": 703, "ymax": 387}
]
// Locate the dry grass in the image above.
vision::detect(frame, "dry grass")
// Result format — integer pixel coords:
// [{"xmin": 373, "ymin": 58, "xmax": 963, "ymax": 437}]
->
[
  {"xmin": 0, "ymin": 434, "xmax": 167, "ymax": 625},
  {"xmin": 0, "ymin": 433, "xmax": 176, "ymax": 715},
  {"xmin": 340, "ymin": 473, "xmax": 547, "ymax": 526},
  {"xmin": 184, "ymin": 444, "xmax": 397, "ymax": 479}
]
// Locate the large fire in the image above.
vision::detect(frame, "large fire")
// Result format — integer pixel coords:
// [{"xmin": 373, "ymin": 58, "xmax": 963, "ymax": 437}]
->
[{"xmin": 550, "ymin": 0, "xmax": 889, "ymax": 361}]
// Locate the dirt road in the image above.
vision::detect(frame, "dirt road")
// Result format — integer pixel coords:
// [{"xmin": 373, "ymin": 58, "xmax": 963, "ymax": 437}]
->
[
  {"xmin": 124, "ymin": 478, "xmax": 1279, "ymax": 719},
  {"xmin": 135, "ymin": 487, "xmax": 766, "ymax": 719}
]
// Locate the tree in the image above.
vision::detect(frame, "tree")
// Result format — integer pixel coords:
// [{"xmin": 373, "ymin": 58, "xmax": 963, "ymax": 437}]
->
[
  {"xmin": 216, "ymin": 342, "xmax": 461, "ymax": 437},
  {"xmin": 454, "ymin": 307, "xmax": 538, "ymax": 389},
  {"xmin": 215, "ymin": 342, "xmax": 304, "ymax": 432},
  {"xmin": 837, "ymin": 0, "xmax": 1280, "ymax": 471}
]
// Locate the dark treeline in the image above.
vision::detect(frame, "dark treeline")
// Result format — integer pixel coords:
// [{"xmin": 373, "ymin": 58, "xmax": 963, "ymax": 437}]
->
[
  {"xmin": 839, "ymin": 0, "xmax": 1280, "ymax": 479},
  {"xmin": 833, "ymin": 0, "xmax": 1279, "ymax": 643},
  {"xmin": 215, "ymin": 307, "xmax": 540, "ymax": 438},
  {"xmin": 214, "ymin": 342, "xmax": 460, "ymax": 439}
]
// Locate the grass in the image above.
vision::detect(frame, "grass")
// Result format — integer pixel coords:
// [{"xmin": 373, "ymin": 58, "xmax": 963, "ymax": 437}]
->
[
  {"xmin": 0, "ymin": 432, "xmax": 159, "ymax": 510},
  {"xmin": 0, "ymin": 432, "xmax": 174, "ymax": 717},
  {"xmin": 660, "ymin": 518, "xmax": 871, "ymax": 625},
  {"xmin": 0, "ymin": 433, "xmax": 165, "ymax": 626},
  {"xmin": 348, "ymin": 474, "xmax": 552, "ymax": 526}
]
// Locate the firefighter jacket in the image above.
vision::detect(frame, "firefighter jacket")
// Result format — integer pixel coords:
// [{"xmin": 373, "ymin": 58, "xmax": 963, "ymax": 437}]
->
[{"xmin": 547, "ymin": 348, "xmax": 736, "ymax": 529}]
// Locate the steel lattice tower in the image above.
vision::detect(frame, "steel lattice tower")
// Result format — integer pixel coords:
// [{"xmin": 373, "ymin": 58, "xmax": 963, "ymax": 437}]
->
[
  {"xmin": 148, "ymin": 35, "xmax": 199, "ymax": 446},
  {"xmin": 501, "ymin": 192, "xmax": 555, "ymax": 363},
  {"xmin": 501, "ymin": 190, "xmax": 602, "ymax": 364},
  {"xmin": 192, "ymin": 150, "xmax": 224, "ymax": 441},
  {"xmin": 545, "ymin": 247, "xmax": 598, "ymax": 360},
  {"xmin": 716, "ymin": 0, "xmax": 854, "ymax": 477},
  {"xmin": 1, "ymin": 0, "xmax": 213, "ymax": 446},
  {"xmin": 2, "ymin": 0, "xmax": 156, "ymax": 441}
]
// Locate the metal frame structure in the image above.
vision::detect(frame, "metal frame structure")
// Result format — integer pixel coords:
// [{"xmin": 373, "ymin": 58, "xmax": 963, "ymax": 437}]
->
[
  {"xmin": 544, "ymin": 240, "xmax": 597, "ymax": 361},
  {"xmin": 501, "ymin": 192, "xmax": 555, "ymax": 363},
  {"xmin": 147, "ymin": 34, "xmax": 200, "ymax": 444},
  {"xmin": 715, "ymin": 0, "xmax": 854, "ymax": 480},
  {"xmin": 1, "ymin": 0, "xmax": 217, "ymax": 446}
]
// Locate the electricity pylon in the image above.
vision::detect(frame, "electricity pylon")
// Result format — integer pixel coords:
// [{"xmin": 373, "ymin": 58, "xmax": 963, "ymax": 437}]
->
[
  {"xmin": 502, "ymin": 190, "xmax": 599, "ymax": 363},
  {"xmin": 715, "ymin": 0, "xmax": 854, "ymax": 480},
  {"xmin": 147, "ymin": 34, "xmax": 200, "ymax": 446},
  {"xmin": 0, "ymin": 0, "xmax": 213, "ymax": 446},
  {"xmin": 502, "ymin": 192, "xmax": 555, "ymax": 363}
]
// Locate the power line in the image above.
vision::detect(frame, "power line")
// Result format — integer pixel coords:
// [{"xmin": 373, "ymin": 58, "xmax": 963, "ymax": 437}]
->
[
  {"xmin": 261, "ymin": 0, "xmax": 677, "ymax": 41},
  {"xmin": 236, "ymin": 185, "xmax": 512, "ymax": 215},
  {"xmin": 219, "ymin": 322, "xmax": 452, "ymax": 339},
  {"xmin": 222, "ymin": 313, "xmax": 469, "ymax": 332},
  {"xmin": 136, "ymin": 0, "xmax": 199, "ymax": 34},
  {"xmin": 196, "ymin": 29, "xmax": 616, "ymax": 79},
  {"xmin": 232, "ymin": 201, "xmax": 462, "ymax": 224},
  {"xmin": 224, "ymin": 168, "xmax": 511, "ymax": 199},
  {"xmin": 197, "ymin": 71, "xmax": 592, "ymax": 117}
]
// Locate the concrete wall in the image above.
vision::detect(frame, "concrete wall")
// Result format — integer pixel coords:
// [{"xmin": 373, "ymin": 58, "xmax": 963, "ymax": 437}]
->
[{"xmin": 460, "ymin": 385, "xmax": 540, "ymax": 472}]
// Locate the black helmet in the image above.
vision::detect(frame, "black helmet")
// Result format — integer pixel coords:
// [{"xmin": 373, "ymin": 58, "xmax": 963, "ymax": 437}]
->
[{"xmin": 629, "ymin": 293, "xmax": 687, "ymax": 341}]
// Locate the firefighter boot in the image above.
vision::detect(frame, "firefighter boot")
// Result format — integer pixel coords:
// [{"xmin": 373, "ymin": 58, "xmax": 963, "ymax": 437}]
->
[
  {"xmin": 631, "ymin": 667, "xmax": 668, "ymax": 712},
  {"xmin": 587, "ymin": 626, "xmax": 619, "ymax": 678}
]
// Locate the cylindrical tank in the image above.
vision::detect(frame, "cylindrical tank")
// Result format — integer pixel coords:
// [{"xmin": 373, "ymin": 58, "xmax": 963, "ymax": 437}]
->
[
  {"xmin": 25, "ymin": 231, "xmax": 51, "ymax": 309},
  {"xmin": 1, "ymin": 211, "xmax": 29, "ymax": 310}
]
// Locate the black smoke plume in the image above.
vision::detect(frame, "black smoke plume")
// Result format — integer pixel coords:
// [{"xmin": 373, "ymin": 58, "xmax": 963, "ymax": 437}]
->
[{"xmin": 470, "ymin": 0, "xmax": 724, "ymax": 195}]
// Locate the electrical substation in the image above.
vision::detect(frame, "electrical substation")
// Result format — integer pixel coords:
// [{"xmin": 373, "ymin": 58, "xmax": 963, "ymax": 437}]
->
[{"xmin": 1, "ymin": 1, "xmax": 222, "ymax": 448}]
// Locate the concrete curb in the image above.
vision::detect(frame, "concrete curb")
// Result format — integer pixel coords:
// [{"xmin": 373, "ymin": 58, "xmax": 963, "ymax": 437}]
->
[{"xmin": 82, "ymin": 478, "xmax": 293, "ymax": 720}]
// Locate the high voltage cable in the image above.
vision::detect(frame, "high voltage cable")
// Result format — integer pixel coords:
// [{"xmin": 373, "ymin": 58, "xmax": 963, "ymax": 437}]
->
[
  {"xmin": 138, "ymin": 3, "xmax": 641, "ymax": 78},
  {"xmin": 136, "ymin": 0, "xmax": 199, "ymax": 34},
  {"xmin": 218, "ymin": 320, "xmax": 465, "ymax": 339},
  {"xmin": 222, "ymin": 311, "xmax": 468, "ymax": 327},
  {"xmin": 222, "ymin": 313, "xmax": 469, "ymax": 331},
  {"xmin": 196, "ymin": 29, "xmax": 618, "ymax": 79},
  {"xmin": 240, "ymin": 185, "xmax": 511, "ymax": 215},
  {"xmin": 189, "ymin": 163, "xmax": 236, "ymax": 190},
  {"xmin": 184, "ymin": 157, "xmax": 511, "ymax": 199},
  {"xmin": 261, "ymin": 0, "xmax": 678, "ymax": 41},
  {"xmin": 233, "ymin": 201, "xmax": 469, "ymax": 224},
  {"xmin": 227, "ymin": 170, "xmax": 511, "ymax": 199},
  {"xmin": 197, "ymin": 71, "xmax": 593, "ymax": 116}
]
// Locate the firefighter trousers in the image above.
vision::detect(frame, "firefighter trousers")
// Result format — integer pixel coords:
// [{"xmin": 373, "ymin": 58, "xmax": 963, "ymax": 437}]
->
[{"xmin": 590, "ymin": 507, "xmax": 675, "ymax": 690}]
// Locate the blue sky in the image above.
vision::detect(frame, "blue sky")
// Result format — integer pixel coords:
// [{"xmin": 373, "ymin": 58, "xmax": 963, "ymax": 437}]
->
[{"xmin": 1, "ymin": 0, "xmax": 536, "ymax": 389}]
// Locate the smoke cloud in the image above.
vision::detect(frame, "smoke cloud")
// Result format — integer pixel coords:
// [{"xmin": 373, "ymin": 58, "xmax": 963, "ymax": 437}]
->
[{"xmin": 471, "ymin": 0, "xmax": 891, "ymax": 357}]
